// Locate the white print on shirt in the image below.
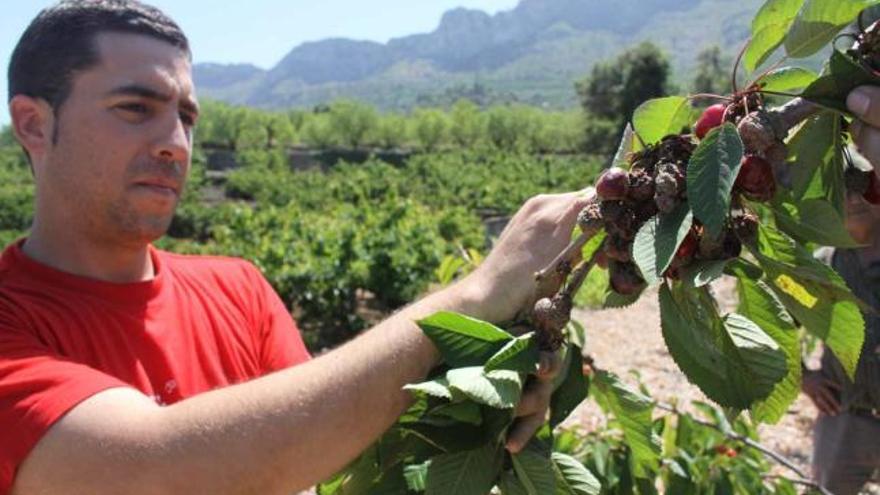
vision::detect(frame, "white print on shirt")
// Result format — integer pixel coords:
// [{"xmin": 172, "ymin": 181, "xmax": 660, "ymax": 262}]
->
[{"xmin": 150, "ymin": 379, "xmax": 178, "ymax": 407}]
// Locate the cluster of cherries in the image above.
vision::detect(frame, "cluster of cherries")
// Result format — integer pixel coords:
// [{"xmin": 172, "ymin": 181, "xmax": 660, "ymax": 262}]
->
[{"xmin": 578, "ymin": 98, "xmax": 778, "ymax": 296}]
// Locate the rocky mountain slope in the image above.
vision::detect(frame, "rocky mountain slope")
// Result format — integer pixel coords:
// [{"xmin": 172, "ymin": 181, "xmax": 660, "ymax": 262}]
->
[{"xmin": 195, "ymin": 0, "xmax": 766, "ymax": 110}]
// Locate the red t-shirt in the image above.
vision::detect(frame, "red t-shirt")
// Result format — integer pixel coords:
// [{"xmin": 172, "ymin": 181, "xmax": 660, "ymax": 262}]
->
[{"xmin": 0, "ymin": 240, "xmax": 311, "ymax": 493}]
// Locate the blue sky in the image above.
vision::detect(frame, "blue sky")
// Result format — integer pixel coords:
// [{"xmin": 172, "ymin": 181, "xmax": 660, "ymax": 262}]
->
[{"xmin": 1, "ymin": 0, "xmax": 519, "ymax": 125}]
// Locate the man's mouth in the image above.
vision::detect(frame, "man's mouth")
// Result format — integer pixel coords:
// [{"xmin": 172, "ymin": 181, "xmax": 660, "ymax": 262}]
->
[{"xmin": 134, "ymin": 180, "xmax": 180, "ymax": 197}]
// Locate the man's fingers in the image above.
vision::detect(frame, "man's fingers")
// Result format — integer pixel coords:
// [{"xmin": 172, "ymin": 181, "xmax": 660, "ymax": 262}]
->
[
  {"xmin": 822, "ymin": 378, "xmax": 842, "ymax": 391},
  {"xmin": 505, "ymin": 411, "xmax": 547, "ymax": 454},
  {"xmin": 819, "ymin": 386, "xmax": 841, "ymax": 415},
  {"xmin": 536, "ymin": 351, "xmax": 563, "ymax": 381},
  {"xmin": 850, "ymin": 121, "xmax": 880, "ymax": 167},
  {"xmin": 848, "ymin": 86, "xmax": 880, "ymax": 128},
  {"xmin": 515, "ymin": 379, "xmax": 552, "ymax": 417}
]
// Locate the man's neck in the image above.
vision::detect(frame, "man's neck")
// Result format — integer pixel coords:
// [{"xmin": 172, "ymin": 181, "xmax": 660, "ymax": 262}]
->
[{"xmin": 22, "ymin": 221, "xmax": 155, "ymax": 283}]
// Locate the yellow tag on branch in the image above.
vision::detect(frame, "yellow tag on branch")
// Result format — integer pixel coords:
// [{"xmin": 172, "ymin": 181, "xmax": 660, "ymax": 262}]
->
[{"xmin": 773, "ymin": 274, "xmax": 818, "ymax": 308}]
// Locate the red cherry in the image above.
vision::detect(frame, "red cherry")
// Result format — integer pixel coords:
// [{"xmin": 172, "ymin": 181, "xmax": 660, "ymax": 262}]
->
[
  {"xmin": 675, "ymin": 231, "xmax": 698, "ymax": 260},
  {"xmin": 735, "ymin": 155, "xmax": 776, "ymax": 202},
  {"xmin": 594, "ymin": 250, "xmax": 608, "ymax": 269},
  {"xmin": 694, "ymin": 103, "xmax": 727, "ymax": 140},
  {"xmin": 865, "ymin": 170, "xmax": 880, "ymax": 205},
  {"xmin": 596, "ymin": 167, "xmax": 629, "ymax": 201}
]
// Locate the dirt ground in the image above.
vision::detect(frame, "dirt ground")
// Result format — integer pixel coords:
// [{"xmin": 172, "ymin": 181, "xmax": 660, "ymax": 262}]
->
[{"xmin": 568, "ymin": 276, "xmax": 880, "ymax": 494}]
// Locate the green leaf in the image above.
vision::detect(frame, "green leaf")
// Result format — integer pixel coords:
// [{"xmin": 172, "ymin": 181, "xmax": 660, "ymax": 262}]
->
[
  {"xmin": 612, "ymin": 124, "xmax": 635, "ymax": 169},
  {"xmin": 404, "ymin": 377, "xmax": 453, "ymax": 400},
  {"xmin": 432, "ymin": 401, "xmax": 483, "ymax": 426},
  {"xmin": 632, "ymin": 204, "xmax": 693, "ymax": 285},
  {"xmin": 485, "ymin": 333, "xmax": 540, "ymax": 373},
  {"xmin": 801, "ymin": 50, "xmax": 878, "ymax": 114},
  {"xmin": 404, "ymin": 461, "xmax": 431, "ymax": 492},
  {"xmin": 499, "ymin": 471, "xmax": 530, "ymax": 495},
  {"xmin": 550, "ymin": 344, "xmax": 589, "ymax": 428},
  {"xmin": 680, "ymin": 260, "xmax": 729, "ymax": 288},
  {"xmin": 773, "ymin": 197, "xmax": 861, "ymax": 247},
  {"xmin": 512, "ymin": 442, "xmax": 557, "ymax": 495},
  {"xmin": 425, "ymin": 443, "xmax": 503, "ymax": 495},
  {"xmin": 551, "ymin": 453, "xmax": 601, "ymax": 495},
  {"xmin": 785, "ymin": 0, "xmax": 880, "ymax": 59},
  {"xmin": 752, "ymin": 224, "xmax": 865, "ymax": 379},
  {"xmin": 686, "ymin": 123, "xmax": 744, "ymax": 238},
  {"xmin": 738, "ymin": 278, "xmax": 802, "ymax": 424},
  {"xmin": 603, "ymin": 287, "xmax": 644, "ymax": 308},
  {"xmin": 446, "ymin": 367, "xmax": 523, "ymax": 409},
  {"xmin": 318, "ymin": 446, "xmax": 382, "ymax": 495},
  {"xmin": 402, "ymin": 420, "xmax": 488, "ymax": 454},
  {"xmin": 755, "ymin": 66, "xmax": 818, "ymax": 92},
  {"xmin": 632, "ymin": 97, "xmax": 699, "ymax": 148},
  {"xmin": 659, "ymin": 284, "xmax": 787, "ymax": 409},
  {"xmin": 786, "ymin": 111, "xmax": 845, "ymax": 216},
  {"xmin": 744, "ymin": 0, "xmax": 805, "ymax": 71},
  {"xmin": 592, "ymin": 370, "xmax": 661, "ymax": 477},
  {"xmin": 418, "ymin": 311, "xmax": 513, "ymax": 367}
]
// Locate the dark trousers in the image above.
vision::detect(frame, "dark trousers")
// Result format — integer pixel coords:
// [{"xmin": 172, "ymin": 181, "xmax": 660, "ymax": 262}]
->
[{"xmin": 813, "ymin": 412, "xmax": 880, "ymax": 495}]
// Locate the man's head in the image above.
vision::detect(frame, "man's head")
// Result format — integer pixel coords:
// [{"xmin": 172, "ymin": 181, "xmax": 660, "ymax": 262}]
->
[
  {"xmin": 7, "ymin": 1, "xmax": 200, "ymax": 247},
  {"xmin": 8, "ymin": 0, "xmax": 191, "ymax": 130}
]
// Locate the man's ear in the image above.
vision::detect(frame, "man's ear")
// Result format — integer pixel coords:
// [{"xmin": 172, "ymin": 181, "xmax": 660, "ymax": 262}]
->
[{"xmin": 9, "ymin": 95, "xmax": 55, "ymax": 161}]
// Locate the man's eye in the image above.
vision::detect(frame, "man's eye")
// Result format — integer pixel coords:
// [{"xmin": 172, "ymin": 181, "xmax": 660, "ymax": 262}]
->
[
  {"xmin": 118, "ymin": 103, "xmax": 148, "ymax": 114},
  {"xmin": 179, "ymin": 112, "xmax": 195, "ymax": 127}
]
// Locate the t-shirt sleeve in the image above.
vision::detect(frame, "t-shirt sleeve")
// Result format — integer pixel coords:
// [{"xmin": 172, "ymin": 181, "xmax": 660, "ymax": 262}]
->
[
  {"xmin": 243, "ymin": 263, "xmax": 311, "ymax": 372},
  {"xmin": 0, "ymin": 326, "xmax": 131, "ymax": 493}
]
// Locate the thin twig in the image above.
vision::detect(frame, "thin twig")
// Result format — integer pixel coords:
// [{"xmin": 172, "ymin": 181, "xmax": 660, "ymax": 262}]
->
[
  {"xmin": 770, "ymin": 97, "xmax": 822, "ymax": 134},
  {"xmin": 535, "ymin": 231, "xmax": 592, "ymax": 283},
  {"xmin": 561, "ymin": 241, "xmax": 605, "ymax": 300},
  {"xmin": 762, "ymin": 474, "xmax": 836, "ymax": 495}
]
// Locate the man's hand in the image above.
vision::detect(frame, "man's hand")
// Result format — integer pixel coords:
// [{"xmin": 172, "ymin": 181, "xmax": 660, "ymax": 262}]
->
[
  {"xmin": 802, "ymin": 368, "xmax": 842, "ymax": 416},
  {"xmin": 460, "ymin": 188, "xmax": 596, "ymax": 325},
  {"xmin": 847, "ymin": 86, "xmax": 880, "ymax": 168},
  {"xmin": 506, "ymin": 350, "xmax": 563, "ymax": 453},
  {"xmin": 452, "ymin": 189, "xmax": 594, "ymax": 453}
]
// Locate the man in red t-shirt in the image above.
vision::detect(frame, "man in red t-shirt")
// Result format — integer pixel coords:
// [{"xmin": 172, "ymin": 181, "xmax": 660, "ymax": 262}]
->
[{"xmin": 2, "ymin": 2, "xmax": 593, "ymax": 494}]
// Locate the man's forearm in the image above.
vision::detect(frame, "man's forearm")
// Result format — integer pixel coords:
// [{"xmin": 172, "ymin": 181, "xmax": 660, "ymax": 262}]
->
[{"xmin": 147, "ymin": 280, "xmax": 484, "ymax": 494}]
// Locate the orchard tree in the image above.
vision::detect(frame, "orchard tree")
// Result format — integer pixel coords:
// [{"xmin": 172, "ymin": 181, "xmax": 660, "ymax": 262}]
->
[
  {"xmin": 236, "ymin": 109, "xmax": 270, "ymax": 150},
  {"xmin": 374, "ymin": 114, "xmax": 409, "ymax": 149},
  {"xmin": 300, "ymin": 112, "xmax": 338, "ymax": 149},
  {"xmin": 266, "ymin": 113, "xmax": 296, "ymax": 148},
  {"xmin": 692, "ymin": 46, "xmax": 731, "ymax": 104},
  {"xmin": 576, "ymin": 41, "xmax": 671, "ymax": 126},
  {"xmin": 412, "ymin": 108, "xmax": 449, "ymax": 152},
  {"xmin": 328, "ymin": 100, "xmax": 379, "ymax": 149},
  {"xmin": 449, "ymin": 99, "xmax": 485, "ymax": 148},
  {"xmin": 486, "ymin": 105, "xmax": 531, "ymax": 151}
]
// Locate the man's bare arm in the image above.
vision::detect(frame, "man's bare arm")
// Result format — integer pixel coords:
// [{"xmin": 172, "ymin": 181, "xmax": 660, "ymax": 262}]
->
[{"xmin": 11, "ymin": 190, "xmax": 593, "ymax": 495}]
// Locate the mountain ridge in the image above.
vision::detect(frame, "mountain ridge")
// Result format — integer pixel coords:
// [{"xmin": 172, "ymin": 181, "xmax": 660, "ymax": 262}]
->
[{"xmin": 194, "ymin": 0, "xmax": 765, "ymax": 111}]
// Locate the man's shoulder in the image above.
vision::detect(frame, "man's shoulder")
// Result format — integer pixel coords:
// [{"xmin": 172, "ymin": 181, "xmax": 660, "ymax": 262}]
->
[{"xmin": 156, "ymin": 248, "xmax": 263, "ymax": 281}]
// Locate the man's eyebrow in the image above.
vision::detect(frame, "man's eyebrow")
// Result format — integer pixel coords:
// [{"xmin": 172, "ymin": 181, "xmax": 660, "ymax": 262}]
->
[{"xmin": 106, "ymin": 84, "xmax": 200, "ymax": 116}]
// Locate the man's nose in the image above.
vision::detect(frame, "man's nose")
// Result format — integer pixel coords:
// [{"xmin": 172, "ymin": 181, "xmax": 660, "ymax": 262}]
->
[{"xmin": 152, "ymin": 111, "xmax": 191, "ymax": 164}]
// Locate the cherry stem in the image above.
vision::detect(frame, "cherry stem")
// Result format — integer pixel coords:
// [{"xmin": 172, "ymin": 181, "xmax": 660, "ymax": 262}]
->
[
  {"xmin": 686, "ymin": 93, "xmax": 734, "ymax": 103},
  {"xmin": 561, "ymin": 242, "xmax": 605, "ymax": 300},
  {"xmin": 744, "ymin": 55, "xmax": 789, "ymax": 91},
  {"xmin": 731, "ymin": 38, "xmax": 751, "ymax": 94},
  {"xmin": 535, "ymin": 231, "xmax": 592, "ymax": 285}
]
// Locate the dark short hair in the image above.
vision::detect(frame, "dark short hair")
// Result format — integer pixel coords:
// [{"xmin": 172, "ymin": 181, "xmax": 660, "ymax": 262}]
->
[{"xmin": 8, "ymin": 0, "xmax": 190, "ymax": 115}]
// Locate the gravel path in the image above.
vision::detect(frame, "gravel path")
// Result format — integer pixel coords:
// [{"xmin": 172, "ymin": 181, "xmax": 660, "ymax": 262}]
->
[{"xmin": 568, "ymin": 277, "xmax": 879, "ymax": 494}]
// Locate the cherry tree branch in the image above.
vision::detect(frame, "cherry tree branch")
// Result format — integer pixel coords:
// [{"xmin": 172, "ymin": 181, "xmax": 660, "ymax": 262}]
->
[{"xmin": 653, "ymin": 402, "xmax": 833, "ymax": 495}]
